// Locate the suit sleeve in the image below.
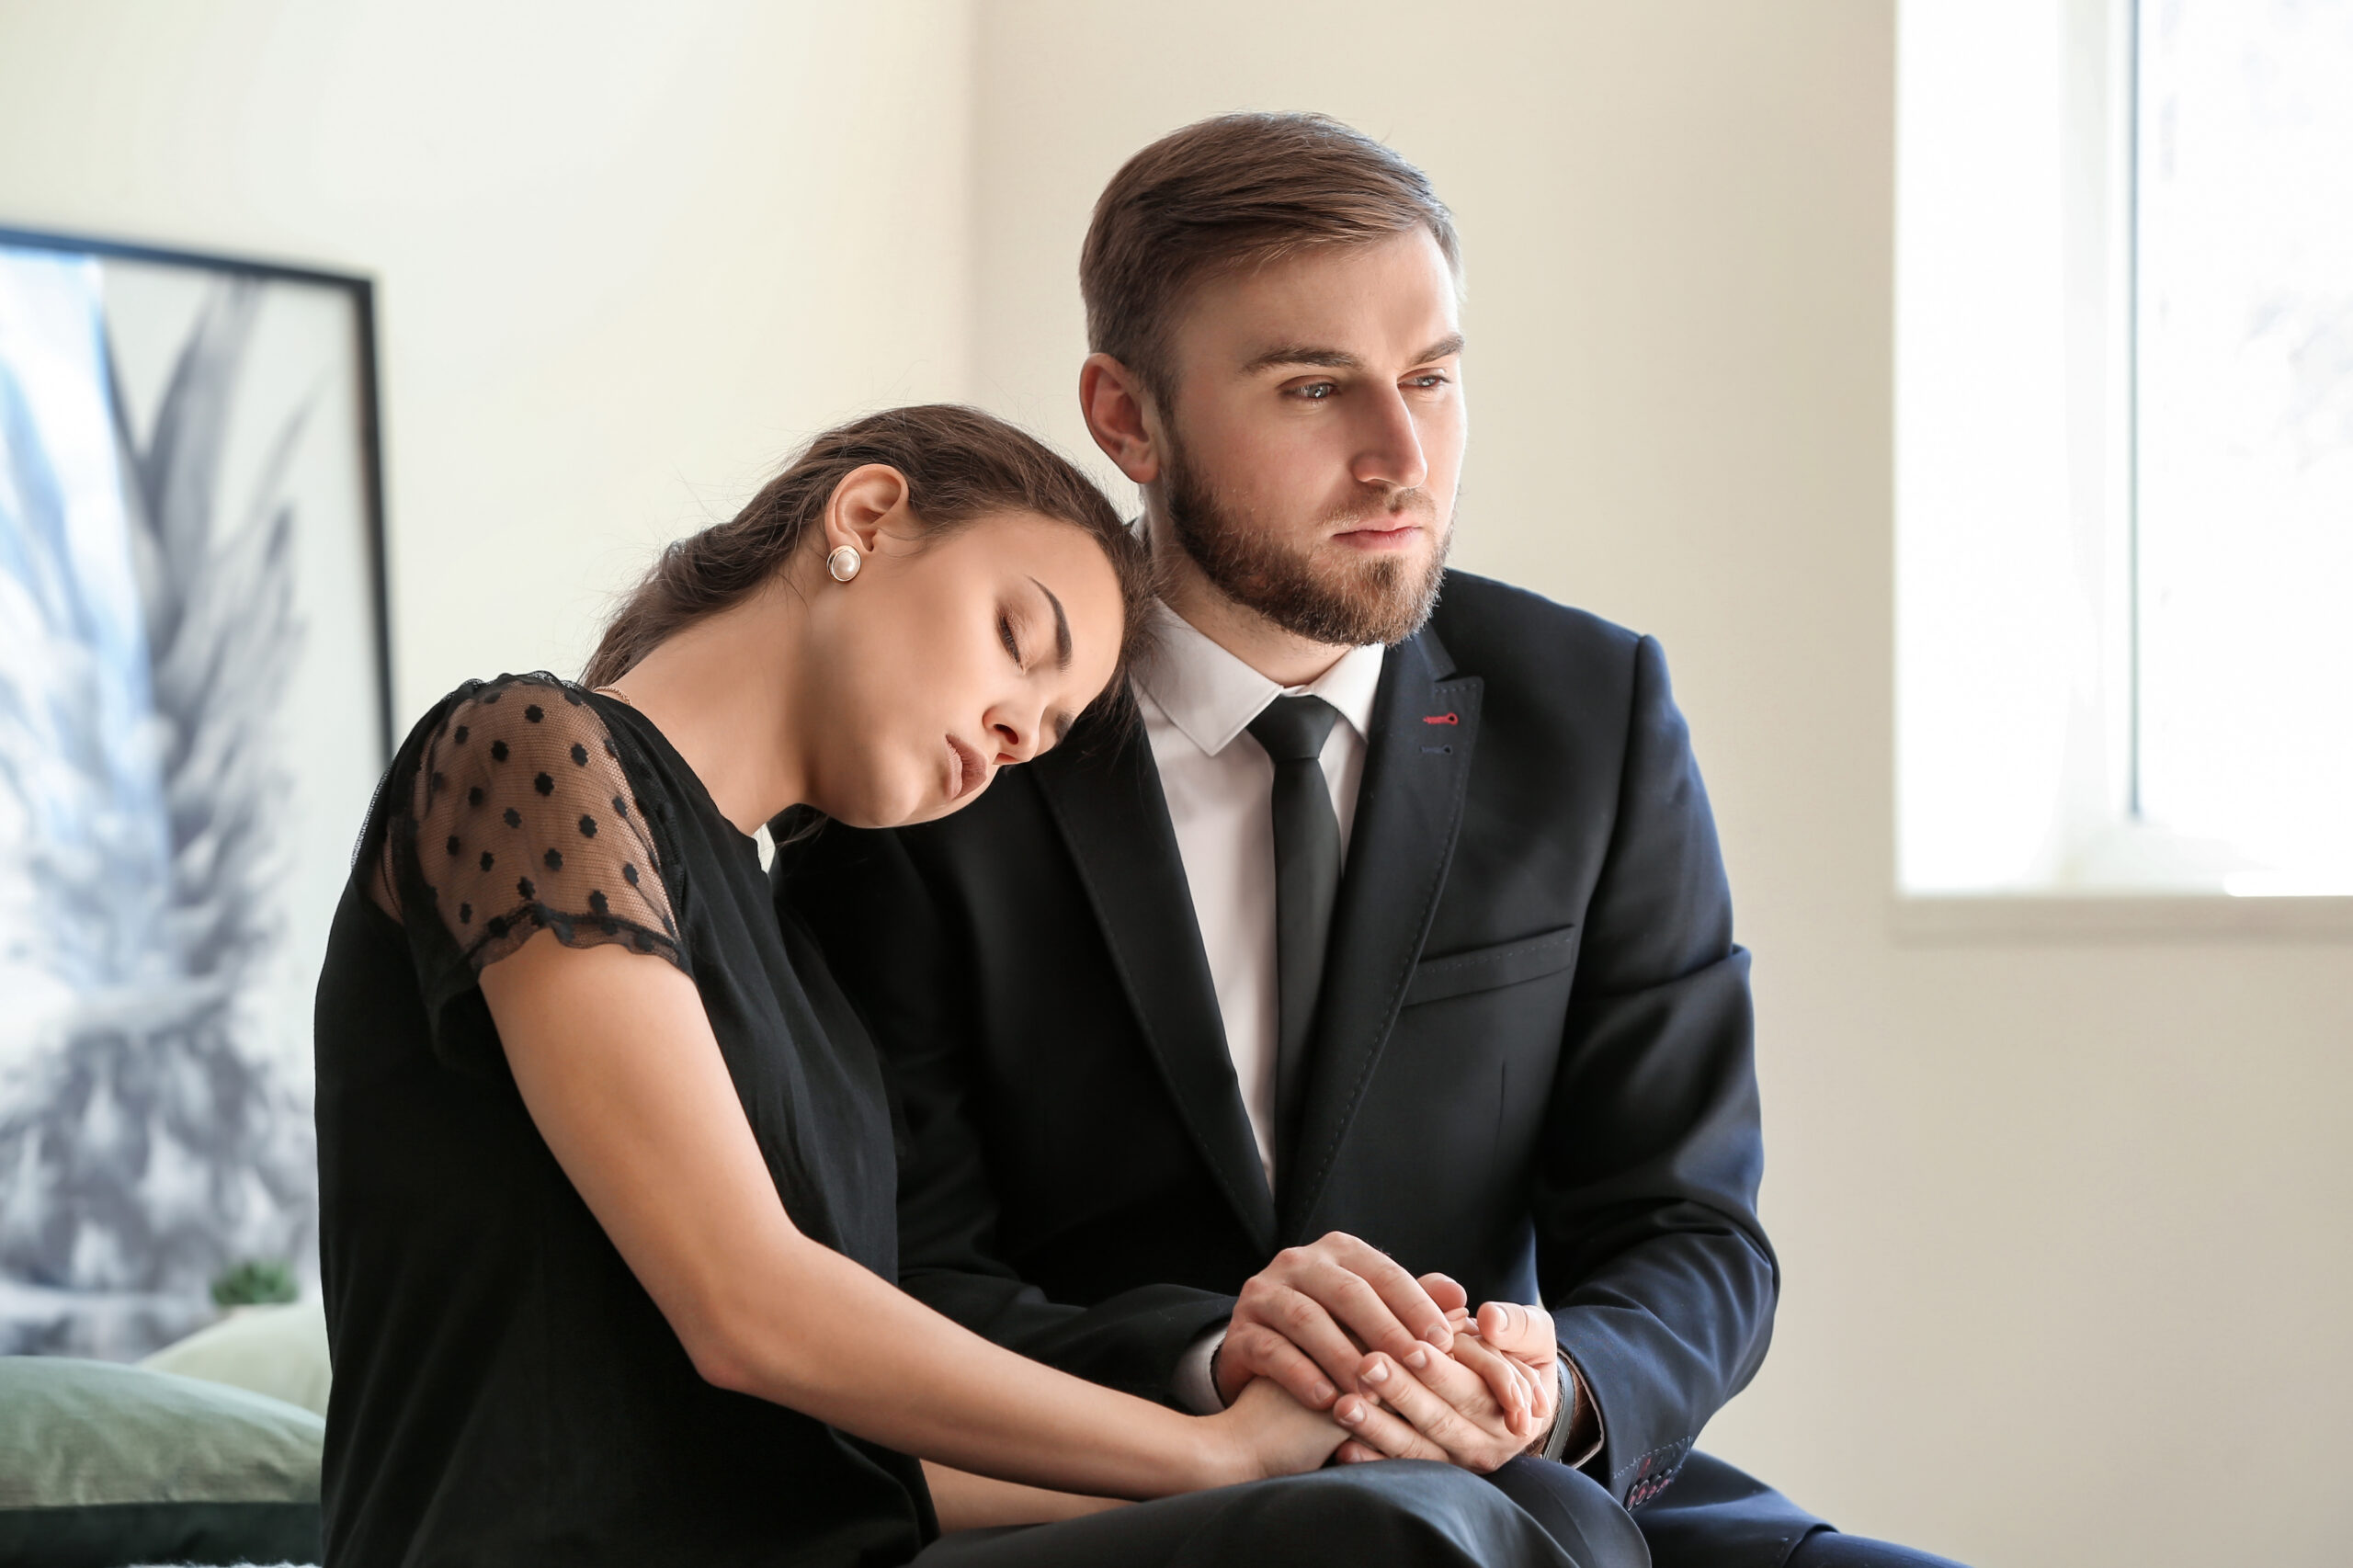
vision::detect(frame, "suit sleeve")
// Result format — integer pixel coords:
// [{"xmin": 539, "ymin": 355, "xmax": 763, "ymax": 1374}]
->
[
  {"xmin": 1536, "ymin": 633, "xmax": 1778, "ymax": 1508},
  {"xmin": 773, "ymin": 819, "xmax": 1232, "ymax": 1403}
]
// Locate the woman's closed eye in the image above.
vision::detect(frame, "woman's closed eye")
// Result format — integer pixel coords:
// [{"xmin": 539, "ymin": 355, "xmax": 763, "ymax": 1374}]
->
[{"xmin": 997, "ymin": 611, "xmax": 1023, "ymax": 668}]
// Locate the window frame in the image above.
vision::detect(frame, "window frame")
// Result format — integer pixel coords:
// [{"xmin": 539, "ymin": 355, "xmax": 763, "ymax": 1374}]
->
[{"xmin": 1891, "ymin": 0, "xmax": 2353, "ymax": 937}]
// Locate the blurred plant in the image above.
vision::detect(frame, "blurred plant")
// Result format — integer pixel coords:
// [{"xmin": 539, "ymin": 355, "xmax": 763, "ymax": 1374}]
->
[
  {"xmin": 0, "ymin": 267, "xmax": 315, "ymax": 1354},
  {"xmin": 210, "ymin": 1256, "xmax": 299, "ymax": 1309}
]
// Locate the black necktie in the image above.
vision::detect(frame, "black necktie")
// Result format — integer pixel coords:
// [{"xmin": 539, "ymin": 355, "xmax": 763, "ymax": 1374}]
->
[{"xmin": 1247, "ymin": 695, "xmax": 1343, "ymax": 1164}]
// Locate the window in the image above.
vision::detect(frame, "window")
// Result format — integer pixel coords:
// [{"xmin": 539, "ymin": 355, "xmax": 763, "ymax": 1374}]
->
[
  {"xmin": 2133, "ymin": 0, "xmax": 2353, "ymax": 893},
  {"xmin": 1896, "ymin": 0, "xmax": 2353, "ymax": 914}
]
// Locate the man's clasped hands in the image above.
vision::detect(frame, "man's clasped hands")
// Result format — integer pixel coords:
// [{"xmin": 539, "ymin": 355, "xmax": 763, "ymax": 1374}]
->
[{"xmin": 1211, "ymin": 1232, "xmax": 1581, "ymax": 1472}]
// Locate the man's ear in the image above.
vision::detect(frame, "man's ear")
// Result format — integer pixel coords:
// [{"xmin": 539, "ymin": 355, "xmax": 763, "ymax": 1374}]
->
[
  {"xmin": 821, "ymin": 463, "xmax": 910, "ymax": 559},
  {"xmin": 1079, "ymin": 353, "xmax": 1164, "ymax": 485}
]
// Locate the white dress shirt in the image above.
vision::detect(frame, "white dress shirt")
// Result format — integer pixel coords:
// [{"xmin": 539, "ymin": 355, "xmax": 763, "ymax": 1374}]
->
[{"xmin": 1133, "ymin": 600, "xmax": 1387, "ymax": 1192}]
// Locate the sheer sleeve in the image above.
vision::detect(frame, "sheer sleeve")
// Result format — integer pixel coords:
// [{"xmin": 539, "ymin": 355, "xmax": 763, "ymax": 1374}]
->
[{"xmin": 384, "ymin": 676, "xmax": 680, "ymax": 977}]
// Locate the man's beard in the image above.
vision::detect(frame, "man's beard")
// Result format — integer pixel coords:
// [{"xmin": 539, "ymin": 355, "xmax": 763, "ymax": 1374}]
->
[{"xmin": 1160, "ymin": 432, "xmax": 1451, "ymax": 649}]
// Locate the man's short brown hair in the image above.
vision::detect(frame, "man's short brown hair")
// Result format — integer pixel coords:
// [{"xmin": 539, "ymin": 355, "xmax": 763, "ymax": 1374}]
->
[{"xmin": 1080, "ymin": 112, "xmax": 1460, "ymax": 404}]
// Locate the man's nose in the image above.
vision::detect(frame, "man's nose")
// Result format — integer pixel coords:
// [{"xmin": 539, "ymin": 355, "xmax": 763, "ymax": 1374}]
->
[{"xmin": 1350, "ymin": 384, "xmax": 1428, "ymax": 494}]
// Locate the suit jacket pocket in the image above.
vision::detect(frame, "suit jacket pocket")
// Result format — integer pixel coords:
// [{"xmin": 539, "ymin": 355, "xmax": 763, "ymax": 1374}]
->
[{"xmin": 1402, "ymin": 926, "xmax": 1581, "ymax": 1008}]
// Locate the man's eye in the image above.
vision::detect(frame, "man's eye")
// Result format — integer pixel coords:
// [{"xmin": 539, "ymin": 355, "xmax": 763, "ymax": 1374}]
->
[
  {"xmin": 1407, "ymin": 373, "xmax": 1449, "ymax": 390},
  {"xmin": 998, "ymin": 614, "xmax": 1022, "ymax": 665},
  {"xmin": 1296, "ymin": 381, "xmax": 1337, "ymax": 401}
]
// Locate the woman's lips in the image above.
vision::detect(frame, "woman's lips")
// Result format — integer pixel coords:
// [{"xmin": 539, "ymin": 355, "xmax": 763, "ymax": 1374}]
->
[{"xmin": 945, "ymin": 734, "xmax": 986, "ymax": 801}]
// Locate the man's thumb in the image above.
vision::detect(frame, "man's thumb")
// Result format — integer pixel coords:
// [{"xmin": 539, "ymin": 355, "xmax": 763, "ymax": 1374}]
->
[{"xmin": 1476, "ymin": 1301, "xmax": 1556, "ymax": 1358}]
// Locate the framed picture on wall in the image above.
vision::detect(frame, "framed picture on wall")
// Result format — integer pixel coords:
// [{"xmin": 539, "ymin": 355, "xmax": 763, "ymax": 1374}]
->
[{"xmin": 0, "ymin": 226, "xmax": 390, "ymax": 1356}]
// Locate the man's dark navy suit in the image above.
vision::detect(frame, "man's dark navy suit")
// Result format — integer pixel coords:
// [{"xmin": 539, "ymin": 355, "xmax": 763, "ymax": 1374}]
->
[{"xmin": 777, "ymin": 571, "xmax": 1829, "ymax": 1567}]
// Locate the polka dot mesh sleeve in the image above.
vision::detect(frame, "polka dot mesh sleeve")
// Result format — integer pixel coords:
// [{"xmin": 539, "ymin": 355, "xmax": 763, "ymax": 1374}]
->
[{"xmin": 387, "ymin": 676, "xmax": 680, "ymax": 973}]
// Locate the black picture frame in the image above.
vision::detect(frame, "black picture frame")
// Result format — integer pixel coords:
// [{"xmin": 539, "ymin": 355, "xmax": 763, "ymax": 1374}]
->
[
  {"xmin": 0, "ymin": 222, "xmax": 393, "ymax": 1355},
  {"xmin": 0, "ymin": 224, "xmax": 392, "ymax": 752}
]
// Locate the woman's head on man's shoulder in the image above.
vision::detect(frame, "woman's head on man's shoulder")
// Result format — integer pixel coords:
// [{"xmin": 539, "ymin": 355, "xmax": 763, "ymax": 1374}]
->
[{"xmin": 586, "ymin": 403, "xmax": 1149, "ymax": 833}]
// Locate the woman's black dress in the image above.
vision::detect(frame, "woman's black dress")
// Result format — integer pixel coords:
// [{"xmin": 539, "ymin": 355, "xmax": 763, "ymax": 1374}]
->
[{"xmin": 314, "ymin": 673, "xmax": 933, "ymax": 1567}]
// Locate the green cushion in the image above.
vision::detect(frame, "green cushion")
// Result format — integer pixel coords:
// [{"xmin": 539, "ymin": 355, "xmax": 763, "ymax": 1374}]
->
[
  {"xmin": 0, "ymin": 1356, "xmax": 322, "ymax": 1566},
  {"xmin": 140, "ymin": 1301, "xmax": 332, "ymax": 1418}
]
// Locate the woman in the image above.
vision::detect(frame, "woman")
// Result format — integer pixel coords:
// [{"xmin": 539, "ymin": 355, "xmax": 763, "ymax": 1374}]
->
[{"xmin": 315, "ymin": 405, "xmax": 1574, "ymax": 1567}]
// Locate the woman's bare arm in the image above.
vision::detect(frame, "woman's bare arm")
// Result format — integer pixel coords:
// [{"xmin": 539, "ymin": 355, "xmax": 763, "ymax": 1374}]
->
[
  {"xmin": 918, "ymin": 1463, "xmax": 1126, "ymax": 1528},
  {"xmin": 477, "ymin": 932, "xmax": 1340, "ymax": 1506}
]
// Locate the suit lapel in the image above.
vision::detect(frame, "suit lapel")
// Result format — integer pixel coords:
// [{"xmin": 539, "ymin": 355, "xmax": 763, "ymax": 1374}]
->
[
  {"xmin": 1279, "ymin": 631, "xmax": 1482, "ymax": 1240},
  {"xmin": 1030, "ymin": 724, "xmax": 1279, "ymax": 1252}
]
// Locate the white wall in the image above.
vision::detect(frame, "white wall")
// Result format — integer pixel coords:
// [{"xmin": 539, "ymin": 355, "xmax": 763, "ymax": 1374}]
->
[
  {"xmin": 0, "ymin": 0, "xmax": 976, "ymax": 726},
  {"xmin": 969, "ymin": 6, "xmax": 2351, "ymax": 1567}
]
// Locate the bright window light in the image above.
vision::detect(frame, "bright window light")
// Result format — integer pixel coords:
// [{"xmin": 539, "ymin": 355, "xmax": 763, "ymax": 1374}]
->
[
  {"xmin": 1897, "ymin": 0, "xmax": 2353, "ymax": 902},
  {"xmin": 2133, "ymin": 0, "xmax": 2353, "ymax": 892}
]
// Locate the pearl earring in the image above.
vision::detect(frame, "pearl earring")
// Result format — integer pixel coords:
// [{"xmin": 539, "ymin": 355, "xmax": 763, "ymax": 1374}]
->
[{"xmin": 826, "ymin": 545, "xmax": 862, "ymax": 584}]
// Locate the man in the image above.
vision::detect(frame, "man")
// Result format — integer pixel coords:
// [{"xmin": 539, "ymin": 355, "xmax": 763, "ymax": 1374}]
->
[{"xmin": 779, "ymin": 113, "xmax": 1964, "ymax": 1568}]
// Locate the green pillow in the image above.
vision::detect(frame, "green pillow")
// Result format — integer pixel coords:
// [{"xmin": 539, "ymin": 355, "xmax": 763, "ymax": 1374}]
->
[
  {"xmin": 0, "ymin": 1357, "xmax": 322, "ymax": 1567},
  {"xmin": 140, "ymin": 1301, "xmax": 332, "ymax": 1418}
]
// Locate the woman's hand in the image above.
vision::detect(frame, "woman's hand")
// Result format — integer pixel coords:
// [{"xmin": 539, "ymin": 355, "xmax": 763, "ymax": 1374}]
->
[
  {"xmin": 1207, "ymin": 1376, "xmax": 1348, "ymax": 1483},
  {"xmin": 1327, "ymin": 1302, "xmax": 1563, "ymax": 1472}
]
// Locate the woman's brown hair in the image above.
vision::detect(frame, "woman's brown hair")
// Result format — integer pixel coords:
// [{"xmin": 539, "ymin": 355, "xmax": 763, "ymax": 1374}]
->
[{"xmin": 583, "ymin": 404, "xmax": 1151, "ymax": 704}]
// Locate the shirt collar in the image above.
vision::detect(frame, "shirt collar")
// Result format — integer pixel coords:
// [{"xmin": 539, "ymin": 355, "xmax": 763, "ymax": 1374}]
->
[{"xmin": 1136, "ymin": 599, "xmax": 1387, "ymax": 758}]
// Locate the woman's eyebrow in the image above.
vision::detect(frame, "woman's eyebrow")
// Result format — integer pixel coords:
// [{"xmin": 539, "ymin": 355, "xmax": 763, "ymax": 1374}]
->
[{"xmin": 1028, "ymin": 576, "xmax": 1073, "ymax": 669}]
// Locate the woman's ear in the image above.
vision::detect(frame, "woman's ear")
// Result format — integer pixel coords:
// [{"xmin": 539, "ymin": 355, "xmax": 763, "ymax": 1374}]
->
[
  {"xmin": 1079, "ymin": 354, "xmax": 1162, "ymax": 485},
  {"xmin": 822, "ymin": 464, "xmax": 911, "ymax": 559}
]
